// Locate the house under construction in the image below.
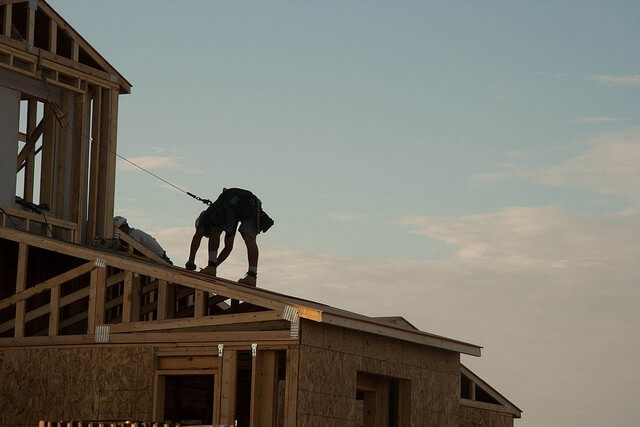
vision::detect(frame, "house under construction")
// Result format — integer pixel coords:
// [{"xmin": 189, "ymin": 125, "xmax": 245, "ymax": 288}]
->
[{"xmin": 0, "ymin": 2, "xmax": 522, "ymax": 426}]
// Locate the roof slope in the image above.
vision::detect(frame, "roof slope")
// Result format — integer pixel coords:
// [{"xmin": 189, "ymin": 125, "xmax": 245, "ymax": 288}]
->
[{"xmin": 0, "ymin": 226, "xmax": 482, "ymax": 356}]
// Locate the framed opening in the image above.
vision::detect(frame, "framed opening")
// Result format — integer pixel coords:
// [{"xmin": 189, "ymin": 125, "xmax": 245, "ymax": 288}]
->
[
  {"xmin": 163, "ymin": 374, "xmax": 215, "ymax": 426},
  {"xmin": 356, "ymin": 371, "xmax": 410, "ymax": 427}
]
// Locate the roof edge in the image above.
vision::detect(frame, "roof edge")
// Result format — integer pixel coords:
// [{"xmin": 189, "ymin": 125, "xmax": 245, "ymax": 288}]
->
[{"xmin": 322, "ymin": 312, "xmax": 482, "ymax": 356}]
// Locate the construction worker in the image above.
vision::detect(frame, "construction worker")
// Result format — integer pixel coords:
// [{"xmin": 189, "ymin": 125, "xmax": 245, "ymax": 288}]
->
[
  {"xmin": 185, "ymin": 188, "xmax": 273, "ymax": 286},
  {"xmin": 113, "ymin": 216, "xmax": 172, "ymax": 264}
]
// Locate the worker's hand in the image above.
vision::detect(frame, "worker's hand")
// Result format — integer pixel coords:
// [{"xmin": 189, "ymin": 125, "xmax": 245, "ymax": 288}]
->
[{"xmin": 185, "ymin": 261, "xmax": 196, "ymax": 271}]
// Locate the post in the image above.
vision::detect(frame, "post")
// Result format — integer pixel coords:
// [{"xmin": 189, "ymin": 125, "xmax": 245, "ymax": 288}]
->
[
  {"xmin": 14, "ymin": 243, "xmax": 28, "ymax": 337},
  {"xmin": 220, "ymin": 349, "xmax": 238, "ymax": 424}
]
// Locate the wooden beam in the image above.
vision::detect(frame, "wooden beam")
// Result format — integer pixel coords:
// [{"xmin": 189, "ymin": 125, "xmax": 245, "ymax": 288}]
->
[
  {"xmin": 23, "ymin": 99, "xmax": 37, "ymax": 202},
  {"xmin": 0, "ymin": 204, "xmax": 78, "ymax": 231},
  {"xmin": 0, "ymin": 260, "xmax": 95, "ymax": 311},
  {"xmin": 220, "ymin": 349, "xmax": 237, "ymax": 425},
  {"xmin": 86, "ymin": 86, "xmax": 100, "ymax": 241},
  {"xmin": 250, "ymin": 350, "xmax": 278, "ymax": 427},
  {"xmin": 0, "ymin": 330, "xmax": 296, "ymax": 347},
  {"xmin": 117, "ymin": 230, "xmax": 169, "ymax": 265},
  {"xmin": 54, "ymin": 91, "xmax": 68, "ymax": 218},
  {"xmin": 69, "ymin": 90, "xmax": 87, "ymax": 240},
  {"xmin": 48, "ymin": 18, "xmax": 56, "ymax": 54},
  {"xmin": 14, "ymin": 243, "xmax": 28, "ymax": 337},
  {"xmin": 2, "ymin": 4, "xmax": 11, "ymax": 38},
  {"xmin": 39, "ymin": 103, "xmax": 56, "ymax": 209},
  {"xmin": 121, "ymin": 271, "xmax": 132, "ymax": 322},
  {"xmin": 48, "ymin": 285, "xmax": 60, "ymax": 336},
  {"xmin": 109, "ymin": 310, "xmax": 283, "ymax": 334},
  {"xmin": 26, "ymin": 1, "xmax": 34, "ymax": 47},
  {"xmin": 156, "ymin": 280, "xmax": 173, "ymax": 320},
  {"xmin": 195, "ymin": 290, "xmax": 206, "ymax": 317},
  {"xmin": 16, "ymin": 116, "xmax": 43, "ymax": 170},
  {"xmin": 87, "ymin": 266, "xmax": 99, "ymax": 332},
  {"xmin": 71, "ymin": 39, "xmax": 78, "ymax": 62},
  {"xmin": 283, "ymin": 346, "xmax": 299, "ymax": 427}
]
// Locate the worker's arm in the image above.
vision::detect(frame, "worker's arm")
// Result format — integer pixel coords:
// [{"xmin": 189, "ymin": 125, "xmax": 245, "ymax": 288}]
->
[
  {"xmin": 214, "ymin": 231, "xmax": 235, "ymax": 266},
  {"xmin": 186, "ymin": 228, "xmax": 205, "ymax": 270}
]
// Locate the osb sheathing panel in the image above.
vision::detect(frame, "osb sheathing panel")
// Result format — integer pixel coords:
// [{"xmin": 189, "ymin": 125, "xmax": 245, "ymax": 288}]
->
[
  {"xmin": 0, "ymin": 345, "xmax": 154, "ymax": 427},
  {"xmin": 298, "ymin": 320, "xmax": 461, "ymax": 425},
  {"xmin": 459, "ymin": 405, "xmax": 514, "ymax": 427}
]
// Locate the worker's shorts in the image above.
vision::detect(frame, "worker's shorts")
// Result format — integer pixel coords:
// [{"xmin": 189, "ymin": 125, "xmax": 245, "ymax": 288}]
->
[{"xmin": 196, "ymin": 201, "xmax": 259, "ymax": 239}]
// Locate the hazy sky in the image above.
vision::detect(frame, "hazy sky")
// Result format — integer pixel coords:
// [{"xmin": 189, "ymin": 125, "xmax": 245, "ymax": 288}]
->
[{"xmin": 51, "ymin": 1, "xmax": 640, "ymax": 425}]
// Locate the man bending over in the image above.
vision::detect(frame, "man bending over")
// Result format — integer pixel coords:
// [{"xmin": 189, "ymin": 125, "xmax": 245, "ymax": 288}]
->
[{"xmin": 185, "ymin": 188, "xmax": 273, "ymax": 286}]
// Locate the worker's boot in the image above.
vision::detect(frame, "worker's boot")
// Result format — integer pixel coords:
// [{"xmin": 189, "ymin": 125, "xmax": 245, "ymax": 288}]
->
[
  {"xmin": 238, "ymin": 272, "xmax": 257, "ymax": 287},
  {"xmin": 200, "ymin": 265, "xmax": 217, "ymax": 276}
]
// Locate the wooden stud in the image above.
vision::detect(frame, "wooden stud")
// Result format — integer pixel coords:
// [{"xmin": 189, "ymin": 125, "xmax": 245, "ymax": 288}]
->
[
  {"xmin": 39, "ymin": 103, "xmax": 56, "ymax": 209},
  {"xmin": 283, "ymin": 346, "xmax": 299, "ymax": 427},
  {"xmin": 69, "ymin": 90, "xmax": 87, "ymax": 240},
  {"xmin": 3, "ymin": 4, "xmax": 11, "ymax": 38},
  {"xmin": 24, "ymin": 99, "xmax": 37, "ymax": 202},
  {"xmin": 87, "ymin": 266, "xmax": 101, "ymax": 332},
  {"xmin": 49, "ymin": 285, "xmax": 60, "ymax": 336},
  {"xmin": 121, "ymin": 270, "xmax": 134, "ymax": 323},
  {"xmin": 156, "ymin": 280, "xmax": 174, "ymax": 320},
  {"xmin": 152, "ymin": 374, "xmax": 165, "ymax": 421},
  {"xmin": 220, "ymin": 349, "xmax": 237, "ymax": 424},
  {"xmin": 55, "ymin": 91, "xmax": 68, "ymax": 218},
  {"xmin": 14, "ymin": 243, "xmax": 28, "ymax": 337},
  {"xmin": 86, "ymin": 86, "xmax": 101, "ymax": 241},
  {"xmin": 26, "ymin": 2, "xmax": 35, "ymax": 47},
  {"xmin": 71, "ymin": 39, "xmax": 78, "ymax": 62},
  {"xmin": 48, "ymin": 19, "xmax": 57, "ymax": 54},
  {"xmin": 250, "ymin": 350, "xmax": 278, "ymax": 427},
  {"xmin": 195, "ymin": 290, "xmax": 206, "ymax": 317}
]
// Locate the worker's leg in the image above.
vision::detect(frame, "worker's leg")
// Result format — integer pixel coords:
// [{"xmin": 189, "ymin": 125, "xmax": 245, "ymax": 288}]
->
[
  {"xmin": 238, "ymin": 231, "xmax": 258, "ymax": 286},
  {"xmin": 200, "ymin": 229, "xmax": 222, "ymax": 276}
]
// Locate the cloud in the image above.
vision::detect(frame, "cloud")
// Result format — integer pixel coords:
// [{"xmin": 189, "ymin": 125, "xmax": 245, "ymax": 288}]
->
[
  {"xmin": 118, "ymin": 156, "xmax": 204, "ymax": 175},
  {"xmin": 536, "ymin": 131, "xmax": 640, "ymax": 200},
  {"xmin": 572, "ymin": 116, "xmax": 619, "ymax": 124},
  {"xmin": 472, "ymin": 130, "xmax": 640, "ymax": 201},
  {"xmin": 587, "ymin": 74, "xmax": 640, "ymax": 86}
]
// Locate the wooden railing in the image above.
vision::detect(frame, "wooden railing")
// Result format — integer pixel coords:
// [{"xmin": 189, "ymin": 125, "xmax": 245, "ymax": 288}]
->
[{"xmin": 0, "ymin": 204, "xmax": 78, "ymax": 243}]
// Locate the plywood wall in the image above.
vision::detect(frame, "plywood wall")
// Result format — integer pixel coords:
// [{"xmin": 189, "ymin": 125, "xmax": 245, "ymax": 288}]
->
[
  {"xmin": 0, "ymin": 345, "xmax": 154, "ymax": 427},
  {"xmin": 298, "ymin": 320, "xmax": 461, "ymax": 426}
]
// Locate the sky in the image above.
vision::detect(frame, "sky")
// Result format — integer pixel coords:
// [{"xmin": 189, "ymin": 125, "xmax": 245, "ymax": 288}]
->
[{"xmin": 50, "ymin": 1, "xmax": 640, "ymax": 426}]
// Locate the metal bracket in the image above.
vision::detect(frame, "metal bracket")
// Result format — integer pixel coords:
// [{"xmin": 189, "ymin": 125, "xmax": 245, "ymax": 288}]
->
[
  {"xmin": 110, "ymin": 74, "xmax": 118, "ymax": 83},
  {"xmin": 28, "ymin": 0, "xmax": 38, "ymax": 10},
  {"xmin": 290, "ymin": 321, "xmax": 299, "ymax": 339},
  {"xmin": 95, "ymin": 325, "xmax": 110, "ymax": 343},
  {"xmin": 283, "ymin": 305, "xmax": 299, "ymax": 323},
  {"xmin": 251, "ymin": 343, "xmax": 257, "ymax": 357},
  {"xmin": 218, "ymin": 344, "xmax": 224, "ymax": 358},
  {"xmin": 94, "ymin": 258, "xmax": 106, "ymax": 268}
]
